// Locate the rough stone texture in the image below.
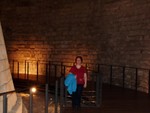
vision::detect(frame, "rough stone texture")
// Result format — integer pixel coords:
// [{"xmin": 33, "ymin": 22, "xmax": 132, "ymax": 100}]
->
[
  {"xmin": 0, "ymin": 0, "xmax": 149, "ymax": 67},
  {"xmin": 0, "ymin": 22, "xmax": 26, "ymax": 113},
  {"xmin": 0, "ymin": 0, "xmax": 150, "ymax": 93},
  {"xmin": 0, "ymin": 21, "xmax": 16, "ymax": 113},
  {"xmin": 100, "ymin": 0, "xmax": 150, "ymax": 68},
  {"xmin": 0, "ymin": 0, "xmax": 100, "ymax": 63}
]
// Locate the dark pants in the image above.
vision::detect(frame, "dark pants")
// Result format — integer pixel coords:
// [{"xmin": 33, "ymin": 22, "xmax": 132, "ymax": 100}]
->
[{"xmin": 72, "ymin": 84, "xmax": 83, "ymax": 108}]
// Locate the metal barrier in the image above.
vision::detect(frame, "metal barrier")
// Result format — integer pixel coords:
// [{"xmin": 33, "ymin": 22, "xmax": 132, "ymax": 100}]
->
[
  {"xmin": 7, "ymin": 60, "xmax": 150, "ymax": 113},
  {"xmin": 99, "ymin": 64, "xmax": 150, "ymax": 93},
  {"xmin": 10, "ymin": 60, "xmax": 150, "ymax": 95},
  {"xmin": 45, "ymin": 84, "xmax": 49, "ymax": 113},
  {"xmin": 3, "ymin": 94, "xmax": 7, "ymax": 113},
  {"xmin": 53, "ymin": 72, "xmax": 102, "ymax": 113},
  {"xmin": 0, "ymin": 90, "xmax": 24, "ymax": 113},
  {"xmin": 0, "ymin": 85, "xmax": 50, "ymax": 113}
]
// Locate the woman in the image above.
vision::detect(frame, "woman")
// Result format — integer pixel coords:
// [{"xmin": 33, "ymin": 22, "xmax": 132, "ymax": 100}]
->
[{"xmin": 69, "ymin": 56, "xmax": 87, "ymax": 110}]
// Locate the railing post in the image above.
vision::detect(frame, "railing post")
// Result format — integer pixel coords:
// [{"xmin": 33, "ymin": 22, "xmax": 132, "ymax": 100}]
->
[
  {"xmin": 12, "ymin": 60, "xmax": 15, "ymax": 78},
  {"xmin": 64, "ymin": 83, "xmax": 67, "ymax": 106},
  {"xmin": 122, "ymin": 67, "xmax": 125, "ymax": 88},
  {"xmin": 3, "ymin": 94, "xmax": 7, "ymax": 113},
  {"xmin": 29, "ymin": 90, "xmax": 33, "ymax": 113},
  {"xmin": 55, "ymin": 65, "xmax": 57, "ymax": 81},
  {"xmin": 17, "ymin": 62, "xmax": 19, "ymax": 79},
  {"xmin": 46, "ymin": 64, "xmax": 49, "ymax": 84},
  {"xmin": 148, "ymin": 70, "xmax": 150, "ymax": 95},
  {"xmin": 61, "ymin": 62, "xmax": 63, "ymax": 75},
  {"xmin": 45, "ymin": 84, "xmax": 49, "ymax": 113},
  {"xmin": 64, "ymin": 66, "xmax": 66, "ymax": 76},
  {"xmin": 96, "ymin": 73, "xmax": 100, "ymax": 107},
  {"xmin": 49, "ymin": 61, "xmax": 51, "ymax": 84},
  {"xmin": 25, "ymin": 60, "xmax": 26, "ymax": 79},
  {"xmin": 97, "ymin": 64, "xmax": 100, "ymax": 73},
  {"xmin": 60, "ymin": 77, "xmax": 64, "ymax": 113},
  {"xmin": 100, "ymin": 73, "xmax": 103, "ymax": 106},
  {"xmin": 27, "ymin": 62, "xmax": 29, "ymax": 80},
  {"xmin": 110, "ymin": 65, "xmax": 113, "ymax": 87},
  {"xmin": 37, "ymin": 61, "xmax": 39, "ymax": 82},
  {"xmin": 135, "ymin": 68, "xmax": 138, "ymax": 92},
  {"xmin": 55, "ymin": 80, "xmax": 58, "ymax": 113}
]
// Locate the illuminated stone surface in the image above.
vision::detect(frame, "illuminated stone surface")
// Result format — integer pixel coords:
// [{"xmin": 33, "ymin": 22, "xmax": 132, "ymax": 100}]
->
[{"xmin": 0, "ymin": 22, "xmax": 26, "ymax": 113}]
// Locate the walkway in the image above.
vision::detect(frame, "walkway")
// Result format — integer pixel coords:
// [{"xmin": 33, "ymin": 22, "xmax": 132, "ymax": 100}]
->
[{"xmin": 62, "ymin": 84, "xmax": 150, "ymax": 113}]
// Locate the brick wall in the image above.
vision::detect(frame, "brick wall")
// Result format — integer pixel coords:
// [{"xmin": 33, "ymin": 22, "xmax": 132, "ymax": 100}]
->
[
  {"xmin": 0, "ymin": 22, "xmax": 18, "ymax": 113},
  {"xmin": 0, "ymin": 0, "xmax": 150, "ymax": 92},
  {"xmin": 100, "ymin": 0, "xmax": 150, "ymax": 92},
  {"xmin": 0, "ymin": 0, "xmax": 100, "ymax": 64},
  {"xmin": 100, "ymin": 0, "xmax": 150, "ymax": 68},
  {"xmin": 0, "ymin": 0, "xmax": 150, "ymax": 68}
]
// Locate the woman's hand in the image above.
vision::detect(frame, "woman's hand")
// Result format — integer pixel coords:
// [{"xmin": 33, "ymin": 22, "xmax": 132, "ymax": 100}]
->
[
  {"xmin": 84, "ymin": 73, "xmax": 87, "ymax": 88},
  {"xmin": 83, "ymin": 83, "xmax": 87, "ymax": 88},
  {"xmin": 74, "ymin": 75, "xmax": 77, "ymax": 79}
]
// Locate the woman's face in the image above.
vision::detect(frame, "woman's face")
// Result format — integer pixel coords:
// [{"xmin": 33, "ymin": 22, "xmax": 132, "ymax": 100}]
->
[{"xmin": 76, "ymin": 58, "xmax": 82, "ymax": 65}]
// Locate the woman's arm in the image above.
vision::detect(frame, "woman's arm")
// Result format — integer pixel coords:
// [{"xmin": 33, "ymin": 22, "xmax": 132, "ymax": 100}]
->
[{"xmin": 84, "ymin": 73, "xmax": 87, "ymax": 88}]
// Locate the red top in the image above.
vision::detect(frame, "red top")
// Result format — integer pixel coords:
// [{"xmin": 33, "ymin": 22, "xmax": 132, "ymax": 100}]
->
[{"xmin": 69, "ymin": 65, "xmax": 86, "ymax": 85}]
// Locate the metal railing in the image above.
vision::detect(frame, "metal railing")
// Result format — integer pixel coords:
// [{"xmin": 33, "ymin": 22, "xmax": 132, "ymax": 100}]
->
[
  {"xmin": 54, "ymin": 72, "xmax": 102, "ymax": 113},
  {"xmin": 0, "ymin": 90, "xmax": 15, "ymax": 113},
  {"xmin": 9, "ymin": 60, "xmax": 150, "ymax": 95},
  {"xmin": 98, "ymin": 64, "xmax": 150, "ymax": 94},
  {"xmin": 0, "ymin": 88, "xmax": 30, "ymax": 113},
  {"xmin": 4, "ymin": 59, "xmax": 150, "ymax": 113},
  {"xmin": 0, "ymin": 84, "xmax": 53, "ymax": 113},
  {"xmin": 8, "ymin": 58, "xmax": 150, "ymax": 113}
]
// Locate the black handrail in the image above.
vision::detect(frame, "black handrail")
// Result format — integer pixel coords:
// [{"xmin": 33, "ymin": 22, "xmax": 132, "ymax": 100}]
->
[
  {"xmin": 0, "ymin": 84, "xmax": 52, "ymax": 113},
  {"xmin": 0, "ymin": 87, "xmax": 31, "ymax": 96},
  {"xmin": 0, "ymin": 90, "xmax": 15, "ymax": 96},
  {"xmin": 98, "ymin": 63, "xmax": 150, "ymax": 71},
  {"xmin": 0, "ymin": 87, "xmax": 29, "ymax": 113},
  {"xmin": 149, "ymin": 70, "xmax": 150, "ymax": 94},
  {"xmin": 10, "ymin": 59, "xmax": 150, "ymax": 70},
  {"xmin": 9, "ymin": 60, "xmax": 150, "ymax": 95}
]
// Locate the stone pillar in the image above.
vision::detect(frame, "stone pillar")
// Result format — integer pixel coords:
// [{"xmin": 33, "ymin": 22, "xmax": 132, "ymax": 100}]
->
[{"xmin": 0, "ymin": 22, "xmax": 25, "ymax": 113}]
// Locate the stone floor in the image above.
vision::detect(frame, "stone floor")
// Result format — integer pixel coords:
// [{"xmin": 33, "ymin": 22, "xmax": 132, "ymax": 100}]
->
[
  {"xmin": 20, "ymin": 84, "xmax": 150, "ymax": 113},
  {"xmin": 21, "ymin": 92, "xmax": 57, "ymax": 113},
  {"xmin": 62, "ymin": 85, "xmax": 150, "ymax": 113}
]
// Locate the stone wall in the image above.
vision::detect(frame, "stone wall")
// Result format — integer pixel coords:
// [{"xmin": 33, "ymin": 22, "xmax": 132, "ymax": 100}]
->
[
  {"xmin": 99, "ymin": 0, "xmax": 150, "ymax": 93},
  {"xmin": 0, "ymin": 0, "xmax": 150, "ymax": 92},
  {"xmin": 0, "ymin": 22, "xmax": 24, "ymax": 113},
  {"xmin": 0, "ymin": 0, "xmax": 100, "ymax": 63},
  {"xmin": 100, "ymin": 0, "xmax": 150, "ymax": 68},
  {"xmin": 0, "ymin": 0, "xmax": 150, "ymax": 68}
]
